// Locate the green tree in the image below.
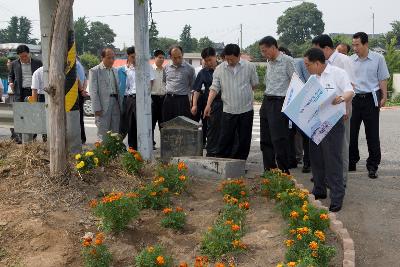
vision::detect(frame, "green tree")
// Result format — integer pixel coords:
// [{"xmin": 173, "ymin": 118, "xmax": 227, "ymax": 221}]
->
[
  {"xmin": 79, "ymin": 52, "xmax": 100, "ymax": 71},
  {"xmin": 331, "ymin": 34, "xmax": 352, "ymax": 47},
  {"xmin": 74, "ymin": 17, "xmax": 89, "ymax": 54},
  {"xmin": 0, "ymin": 16, "xmax": 37, "ymax": 44},
  {"xmin": 86, "ymin": 21, "xmax": 116, "ymax": 55},
  {"xmin": 149, "ymin": 20, "xmax": 159, "ymax": 53},
  {"xmin": 180, "ymin": 24, "xmax": 195, "ymax": 52},
  {"xmin": 157, "ymin": 37, "xmax": 178, "ymax": 54},
  {"xmin": 386, "ymin": 20, "xmax": 400, "ymax": 45},
  {"xmin": 384, "ymin": 38, "xmax": 400, "ymax": 93},
  {"xmin": 277, "ymin": 2, "xmax": 324, "ymax": 46},
  {"xmin": 198, "ymin": 36, "xmax": 214, "ymax": 51},
  {"xmin": 0, "ymin": 56, "xmax": 8, "ymax": 79},
  {"xmin": 245, "ymin": 40, "xmax": 263, "ymax": 60}
]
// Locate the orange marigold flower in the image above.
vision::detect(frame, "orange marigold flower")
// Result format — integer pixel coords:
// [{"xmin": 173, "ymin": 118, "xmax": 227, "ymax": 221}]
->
[
  {"xmin": 176, "ymin": 207, "xmax": 184, "ymax": 212},
  {"xmin": 162, "ymin": 187, "xmax": 169, "ymax": 193},
  {"xmin": 150, "ymin": 191, "xmax": 157, "ymax": 196},
  {"xmin": 240, "ymin": 191, "xmax": 246, "ymax": 196},
  {"xmin": 163, "ymin": 208, "xmax": 173, "ymax": 214},
  {"xmin": 156, "ymin": 255, "xmax": 165, "ymax": 265},
  {"xmin": 314, "ymin": 230, "xmax": 326, "ymax": 241},
  {"xmin": 95, "ymin": 232, "xmax": 105, "ymax": 242},
  {"xmin": 296, "ymin": 234, "xmax": 302, "ymax": 240},
  {"xmin": 95, "ymin": 238, "xmax": 103, "ymax": 245},
  {"xmin": 89, "ymin": 199, "xmax": 98, "ymax": 208},
  {"xmin": 262, "ymin": 178, "xmax": 270, "ymax": 184},
  {"xmin": 225, "ymin": 220, "xmax": 234, "ymax": 225},
  {"xmin": 239, "ymin": 201, "xmax": 250, "ymax": 210},
  {"xmin": 232, "ymin": 239, "xmax": 241, "ymax": 248},
  {"xmin": 320, "ymin": 213, "xmax": 329, "ymax": 220},
  {"xmin": 287, "ymin": 262, "xmax": 296, "ymax": 267},
  {"xmin": 231, "ymin": 224, "xmax": 240, "ymax": 231},
  {"xmin": 179, "ymin": 263, "xmax": 189, "ymax": 267},
  {"xmin": 215, "ymin": 263, "xmax": 225, "ymax": 267},
  {"xmin": 290, "ymin": 211, "xmax": 299, "ymax": 219},
  {"xmin": 126, "ymin": 192, "xmax": 139, "ymax": 198},
  {"xmin": 289, "ymin": 229, "xmax": 296, "ymax": 235},
  {"xmin": 312, "ymin": 251, "xmax": 318, "ymax": 258},
  {"xmin": 285, "ymin": 239, "xmax": 294, "ymax": 247},
  {"xmin": 179, "ymin": 175, "xmax": 186, "ymax": 181},
  {"xmin": 82, "ymin": 240, "xmax": 91, "ymax": 247},
  {"xmin": 134, "ymin": 152, "xmax": 143, "ymax": 161},
  {"xmin": 309, "ymin": 241, "xmax": 319, "ymax": 250},
  {"xmin": 177, "ymin": 162, "xmax": 187, "ymax": 171},
  {"xmin": 94, "ymin": 141, "xmax": 101, "ymax": 148}
]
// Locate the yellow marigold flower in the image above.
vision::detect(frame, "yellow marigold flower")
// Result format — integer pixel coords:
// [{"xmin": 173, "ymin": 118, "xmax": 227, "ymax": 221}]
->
[
  {"xmin": 75, "ymin": 154, "xmax": 81, "ymax": 160},
  {"xmin": 290, "ymin": 211, "xmax": 299, "ymax": 219},
  {"xmin": 289, "ymin": 229, "xmax": 296, "ymax": 235},
  {"xmin": 150, "ymin": 192, "xmax": 157, "ymax": 196},
  {"xmin": 276, "ymin": 263, "xmax": 284, "ymax": 267},
  {"xmin": 85, "ymin": 151, "xmax": 94, "ymax": 157},
  {"xmin": 147, "ymin": 246, "xmax": 154, "ymax": 252},
  {"xmin": 296, "ymin": 234, "xmax": 302, "ymax": 240},
  {"xmin": 314, "ymin": 230, "xmax": 326, "ymax": 241},
  {"xmin": 303, "ymin": 215, "xmax": 309, "ymax": 221},
  {"xmin": 93, "ymin": 157, "xmax": 99, "ymax": 166},
  {"xmin": 76, "ymin": 161, "xmax": 85, "ymax": 169},
  {"xmin": 225, "ymin": 220, "xmax": 234, "ymax": 225},
  {"xmin": 156, "ymin": 255, "xmax": 165, "ymax": 265},
  {"xmin": 320, "ymin": 213, "xmax": 329, "ymax": 220},
  {"xmin": 285, "ymin": 239, "xmax": 294, "ymax": 247},
  {"xmin": 309, "ymin": 241, "xmax": 319, "ymax": 250},
  {"xmin": 162, "ymin": 188, "xmax": 169, "ymax": 193}
]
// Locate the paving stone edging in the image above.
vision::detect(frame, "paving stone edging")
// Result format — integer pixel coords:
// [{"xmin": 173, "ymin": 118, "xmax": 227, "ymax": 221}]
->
[{"xmin": 293, "ymin": 179, "xmax": 356, "ymax": 267}]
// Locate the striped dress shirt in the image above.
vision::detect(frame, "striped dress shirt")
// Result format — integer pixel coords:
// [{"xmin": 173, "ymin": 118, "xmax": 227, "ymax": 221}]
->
[{"xmin": 211, "ymin": 60, "xmax": 259, "ymax": 114}]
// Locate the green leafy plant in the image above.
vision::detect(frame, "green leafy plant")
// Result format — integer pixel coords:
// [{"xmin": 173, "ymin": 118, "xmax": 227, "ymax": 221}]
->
[
  {"xmin": 260, "ymin": 169, "xmax": 295, "ymax": 199},
  {"xmin": 122, "ymin": 148, "xmax": 144, "ymax": 175},
  {"xmin": 156, "ymin": 162, "xmax": 188, "ymax": 194},
  {"xmin": 75, "ymin": 151, "xmax": 99, "ymax": 173},
  {"xmin": 135, "ymin": 245, "xmax": 173, "ymax": 267},
  {"xmin": 81, "ymin": 232, "xmax": 112, "ymax": 267},
  {"xmin": 90, "ymin": 192, "xmax": 140, "ymax": 233},
  {"xmin": 102, "ymin": 131, "xmax": 126, "ymax": 159},
  {"xmin": 137, "ymin": 182, "xmax": 171, "ymax": 210},
  {"xmin": 161, "ymin": 207, "xmax": 186, "ymax": 230},
  {"xmin": 219, "ymin": 179, "xmax": 249, "ymax": 201}
]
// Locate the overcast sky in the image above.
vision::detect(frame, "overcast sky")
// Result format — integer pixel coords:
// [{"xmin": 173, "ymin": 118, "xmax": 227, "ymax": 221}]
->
[{"xmin": 0, "ymin": 0, "xmax": 398, "ymax": 49}]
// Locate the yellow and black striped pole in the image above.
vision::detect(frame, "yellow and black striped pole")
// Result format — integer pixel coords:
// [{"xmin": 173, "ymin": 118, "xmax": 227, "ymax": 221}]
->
[{"xmin": 65, "ymin": 30, "xmax": 79, "ymax": 112}]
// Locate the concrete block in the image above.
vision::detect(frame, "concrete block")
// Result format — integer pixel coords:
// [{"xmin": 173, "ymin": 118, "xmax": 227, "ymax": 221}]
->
[
  {"xmin": 343, "ymin": 259, "xmax": 355, "ymax": 267},
  {"xmin": 338, "ymin": 228, "xmax": 351, "ymax": 240},
  {"xmin": 344, "ymin": 250, "xmax": 356, "ymax": 262},
  {"xmin": 330, "ymin": 219, "xmax": 343, "ymax": 232},
  {"xmin": 171, "ymin": 156, "xmax": 246, "ymax": 179},
  {"xmin": 343, "ymin": 238, "xmax": 354, "ymax": 251}
]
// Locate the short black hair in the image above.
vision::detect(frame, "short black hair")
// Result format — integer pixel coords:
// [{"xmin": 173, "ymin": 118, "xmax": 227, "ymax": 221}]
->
[
  {"xmin": 353, "ymin": 32, "xmax": 368, "ymax": 44},
  {"xmin": 168, "ymin": 45, "xmax": 183, "ymax": 56},
  {"xmin": 259, "ymin": 36, "xmax": 278, "ymax": 48},
  {"xmin": 312, "ymin": 34, "xmax": 334, "ymax": 49},
  {"xmin": 336, "ymin": 43, "xmax": 351, "ymax": 53},
  {"xmin": 278, "ymin": 46, "xmax": 292, "ymax": 57},
  {"xmin": 304, "ymin": 48, "xmax": 326, "ymax": 64},
  {"xmin": 201, "ymin": 47, "xmax": 216, "ymax": 59},
  {"xmin": 154, "ymin": 49, "xmax": 165, "ymax": 57},
  {"xmin": 126, "ymin": 46, "xmax": 135, "ymax": 55},
  {"xmin": 101, "ymin": 47, "xmax": 114, "ymax": 58},
  {"xmin": 16, "ymin": 44, "xmax": 29, "ymax": 54},
  {"xmin": 223, "ymin": 44, "xmax": 240, "ymax": 57}
]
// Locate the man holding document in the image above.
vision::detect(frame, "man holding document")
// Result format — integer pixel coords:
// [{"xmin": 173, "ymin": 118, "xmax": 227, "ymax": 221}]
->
[{"xmin": 302, "ymin": 48, "xmax": 354, "ymax": 212}]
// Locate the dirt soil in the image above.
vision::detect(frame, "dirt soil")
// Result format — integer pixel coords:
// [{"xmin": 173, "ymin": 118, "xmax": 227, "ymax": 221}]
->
[{"xmin": 0, "ymin": 141, "xmax": 341, "ymax": 267}]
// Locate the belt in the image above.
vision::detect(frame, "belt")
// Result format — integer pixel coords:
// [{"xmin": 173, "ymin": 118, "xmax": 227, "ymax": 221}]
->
[
  {"xmin": 110, "ymin": 94, "xmax": 118, "ymax": 97},
  {"xmin": 264, "ymin": 95, "xmax": 285, "ymax": 100},
  {"xmin": 125, "ymin": 94, "xmax": 136, "ymax": 97},
  {"xmin": 166, "ymin": 93, "xmax": 187, "ymax": 97},
  {"xmin": 355, "ymin": 92, "xmax": 373, "ymax": 98}
]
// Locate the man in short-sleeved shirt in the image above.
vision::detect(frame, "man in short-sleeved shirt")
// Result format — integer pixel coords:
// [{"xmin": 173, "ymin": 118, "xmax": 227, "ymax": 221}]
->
[
  {"xmin": 204, "ymin": 44, "xmax": 258, "ymax": 160},
  {"xmin": 259, "ymin": 36, "xmax": 296, "ymax": 174},
  {"xmin": 349, "ymin": 32, "xmax": 390, "ymax": 179},
  {"xmin": 304, "ymin": 48, "xmax": 354, "ymax": 212}
]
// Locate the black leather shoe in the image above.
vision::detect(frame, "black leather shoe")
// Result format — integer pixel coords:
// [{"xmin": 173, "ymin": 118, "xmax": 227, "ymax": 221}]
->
[
  {"xmin": 302, "ymin": 165, "xmax": 311, "ymax": 173},
  {"xmin": 313, "ymin": 194, "xmax": 327, "ymax": 200},
  {"xmin": 368, "ymin": 170, "xmax": 378, "ymax": 179},
  {"xmin": 329, "ymin": 204, "xmax": 342, "ymax": 212},
  {"xmin": 348, "ymin": 163, "xmax": 356, "ymax": 172}
]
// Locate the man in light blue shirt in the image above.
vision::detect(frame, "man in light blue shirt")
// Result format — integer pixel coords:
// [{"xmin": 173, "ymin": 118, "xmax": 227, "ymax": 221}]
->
[{"xmin": 349, "ymin": 32, "xmax": 390, "ymax": 179}]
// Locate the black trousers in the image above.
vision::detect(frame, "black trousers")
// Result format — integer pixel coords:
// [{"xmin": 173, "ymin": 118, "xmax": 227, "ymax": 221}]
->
[
  {"xmin": 260, "ymin": 97, "xmax": 291, "ymax": 172},
  {"xmin": 120, "ymin": 95, "xmax": 137, "ymax": 149},
  {"xmin": 162, "ymin": 94, "xmax": 191, "ymax": 123},
  {"xmin": 288, "ymin": 127, "xmax": 298, "ymax": 167},
  {"xmin": 192, "ymin": 92, "xmax": 208, "ymax": 145},
  {"xmin": 206, "ymin": 99, "xmax": 223, "ymax": 157},
  {"xmin": 78, "ymin": 94, "xmax": 87, "ymax": 144},
  {"xmin": 217, "ymin": 110, "xmax": 253, "ymax": 160},
  {"xmin": 311, "ymin": 119, "xmax": 345, "ymax": 207},
  {"xmin": 152, "ymin": 95, "xmax": 165, "ymax": 144},
  {"xmin": 349, "ymin": 91, "xmax": 381, "ymax": 171},
  {"xmin": 301, "ymin": 131, "xmax": 310, "ymax": 167}
]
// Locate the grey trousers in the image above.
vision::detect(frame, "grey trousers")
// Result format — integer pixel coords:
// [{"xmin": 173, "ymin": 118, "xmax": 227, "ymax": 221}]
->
[
  {"xmin": 342, "ymin": 107, "xmax": 352, "ymax": 185},
  {"xmin": 310, "ymin": 119, "xmax": 345, "ymax": 207},
  {"xmin": 95, "ymin": 96, "xmax": 120, "ymax": 141}
]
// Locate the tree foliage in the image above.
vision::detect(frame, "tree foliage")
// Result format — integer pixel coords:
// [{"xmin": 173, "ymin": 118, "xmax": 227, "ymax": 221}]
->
[
  {"xmin": 385, "ymin": 38, "xmax": 400, "ymax": 92},
  {"xmin": 74, "ymin": 17, "xmax": 89, "ymax": 55},
  {"xmin": 180, "ymin": 24, "xmax": 197, "ymax": 53},
  {"xmin": 149, "ymin": 20, "xmax": 159, "ymax": 53},
  {"xmin": 277, "ymin": 2, "xmax": 324, "ymax": 46},
  {"xmin": 245, "ymin": 40, "xmax": 263, "ymax": 60},
  {"xmin": 79, "ymin": 52, "xmax": 100, "ymax": 71},
  {"xmin": 198, "ymin": 36, "xmax": 214, "ymax": 50},
  {"xmin": 0, "ymin": 16, "xmax": 37, "ymax": 44},
  {"xmin": 157, "ymin": 37, "xmax": 179, "ymax": 54},
  {"xmin": 386, "ymin": 20, "xmax": 400, "ymax": 45}
]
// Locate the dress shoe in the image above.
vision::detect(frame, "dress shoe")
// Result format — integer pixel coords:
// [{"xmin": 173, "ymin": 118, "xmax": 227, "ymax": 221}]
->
[
  {"xmin": 302, "ymin": 165, "xmax": 311, "ymax": 173},
  {"xmin": 313, "ymin": 194, "xmax": 327, "ymax": 200},
  {"xmin": 348, "ymin": 163, "xmax": 356, "ymax": 172},
  {"xmin": 368, "ymin": 170, "xmax": 378, "ymax": 179},
  {"xmin": 329, "ymin": 204, "xmax": 342, "ymax": 212}
]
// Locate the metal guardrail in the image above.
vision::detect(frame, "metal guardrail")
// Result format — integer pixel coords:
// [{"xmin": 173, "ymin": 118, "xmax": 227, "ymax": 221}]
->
[{"xmin": 0, "ymin": 103, "xmax": 13, "ymax": 128}]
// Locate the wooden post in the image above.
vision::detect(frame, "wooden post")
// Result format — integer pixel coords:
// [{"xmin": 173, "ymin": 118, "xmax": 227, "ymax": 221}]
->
[
  {"xmin": 47, "ymin": 0, "xmax": 74, "ymax": 177},
  {"xmin": 134, "ymin": 0, "xmax": 153, "ymax": 160}
]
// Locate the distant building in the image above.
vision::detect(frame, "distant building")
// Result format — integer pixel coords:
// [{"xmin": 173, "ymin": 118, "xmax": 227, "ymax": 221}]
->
[{"xmin": 0, "ymin": 43, "xmax": 41, "ymax": 59}]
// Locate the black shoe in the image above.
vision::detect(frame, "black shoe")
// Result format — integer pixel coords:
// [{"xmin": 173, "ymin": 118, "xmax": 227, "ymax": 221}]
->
[
  {"xmin": 329, "ymin": 204, "xmax": 342, "ymax": 212},
  {"xmin": 368, "ymin": 170, "xmax": 378, "ymax": 179},
  {"xmin": 302, "ymin": 165, "xmax": 311, "ymax": 173},
  {"xmin": 348, "ymin": 163, "xmax": 356, "ymax": 172},
  {"xmin": 313, "ymin": 194, "xmax": 327, "ymax": 200}
]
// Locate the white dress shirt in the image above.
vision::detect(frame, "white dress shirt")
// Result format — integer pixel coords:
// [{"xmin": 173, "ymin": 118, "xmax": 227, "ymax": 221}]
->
[{"xmin": 31, "ymin": 66, "xmax": 44, "ymax": 94}]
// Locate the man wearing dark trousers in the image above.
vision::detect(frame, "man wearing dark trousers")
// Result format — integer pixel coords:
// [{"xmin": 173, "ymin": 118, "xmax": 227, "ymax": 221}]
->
[
  {"xmin": 151, "ymin": 50, "xmax": 166, "ymax": 148},
  {"xmin": 349, "ymin": 32, "xmax": 390, "ymax": 179},
  {"xmin": 191, "ymin": 47, "xmax": 221, "ymax": 157},
  {"xmin": 8, "ymin": 45, "xmax": 42, "ymax": 142},
  {"xmin": 76, "ymin": 58, "xmax": 88, "ymax": 144},
  {"xmin": 204, "ymin": 44, "xmax": 259, "ymax": 160},
  {"xmin": 259, "ymin": 36, "xmax": 296, "ymax": 174},
  {"xmin": 162, "ymin": 46, "xmax": 195, "ymax": 122}
]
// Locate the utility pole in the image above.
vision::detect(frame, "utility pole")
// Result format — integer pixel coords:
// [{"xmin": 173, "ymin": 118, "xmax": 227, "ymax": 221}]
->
[
  {"xmin": 372, "ymin": 12, "xmax": 375, "ymax": 39},
  {"xmin": 134, "ymin": 0, "xmax": 152, "ymax": 160},
  {"xmin": 240, "ymin": 23, "xmax": 243, "ymax": 50}
]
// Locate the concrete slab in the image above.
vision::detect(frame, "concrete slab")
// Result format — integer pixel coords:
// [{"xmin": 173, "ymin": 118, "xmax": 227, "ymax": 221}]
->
[{"xmin": 171, "ymin": 156, "xmax": 246, "ymax": 179}]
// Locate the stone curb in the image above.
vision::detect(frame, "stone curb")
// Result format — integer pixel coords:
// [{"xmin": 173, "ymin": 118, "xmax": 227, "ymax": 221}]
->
[{"xmin": 293, "ymin": 179, "xmax": 356, "ymax": 267}]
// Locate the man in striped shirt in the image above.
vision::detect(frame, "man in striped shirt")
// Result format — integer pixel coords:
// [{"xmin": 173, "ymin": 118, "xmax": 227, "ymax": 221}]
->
[{"xmin": 204, "ymin": 44, "xmax": 259, "ymax": 160}]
